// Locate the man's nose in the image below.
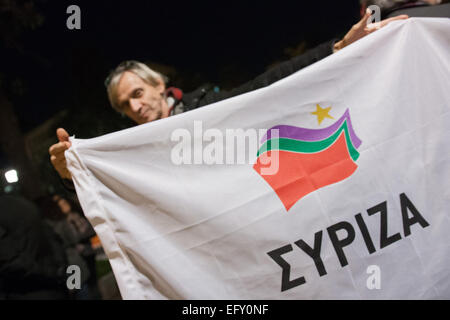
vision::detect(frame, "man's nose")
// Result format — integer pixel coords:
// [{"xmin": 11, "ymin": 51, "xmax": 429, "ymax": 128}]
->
[{"xmin": 129, "ymin": 99, "xmax": 143, "ymax": 113}]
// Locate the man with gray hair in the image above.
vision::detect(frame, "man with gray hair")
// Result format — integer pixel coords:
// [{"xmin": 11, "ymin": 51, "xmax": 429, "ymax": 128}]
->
[
  {"xmin": 49, "ymin": 10, "xmax": 408, "ymax": 182},
  {"xmin": 105, "ymin": 60, "xmax": 170, "ymax": 125}
]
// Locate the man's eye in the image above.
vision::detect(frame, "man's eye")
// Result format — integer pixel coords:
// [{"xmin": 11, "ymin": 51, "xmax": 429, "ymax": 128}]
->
[{"xmin": 134, "ymin": 89, "xmax": 143, "ymax": 97}]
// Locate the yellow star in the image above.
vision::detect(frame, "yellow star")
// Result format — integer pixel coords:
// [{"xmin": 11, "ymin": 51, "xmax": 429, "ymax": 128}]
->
[{"xmin": 311, "ymin": 104, "xmax": 334, "ymax": 125}]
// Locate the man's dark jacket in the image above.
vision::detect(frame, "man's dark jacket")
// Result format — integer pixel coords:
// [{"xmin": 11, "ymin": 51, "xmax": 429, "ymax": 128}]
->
[{"xmin": 181, "ymin": 39, "xmax": 336, "ymax": 111}]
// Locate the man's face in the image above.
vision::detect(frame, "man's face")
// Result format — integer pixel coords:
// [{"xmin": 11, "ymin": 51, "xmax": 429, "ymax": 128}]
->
[{"xmin": 116, "ymin": 71, "xmax": 168, "ymax": 124}]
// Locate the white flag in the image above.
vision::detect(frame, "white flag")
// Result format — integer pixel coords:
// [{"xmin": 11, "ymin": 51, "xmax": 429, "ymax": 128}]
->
[{"xmin": 66, "ymin": 18, "xmax": 450, "ymax": 299}]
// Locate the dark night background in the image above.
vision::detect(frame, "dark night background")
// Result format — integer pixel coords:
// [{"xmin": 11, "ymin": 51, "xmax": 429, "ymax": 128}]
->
[{"xmin": 0, "ymin": 0, "xmax": 360, "ymax": 197}]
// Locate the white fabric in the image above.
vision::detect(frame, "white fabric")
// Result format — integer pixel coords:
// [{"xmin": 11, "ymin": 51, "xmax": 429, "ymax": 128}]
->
[{"xmin": 66, "ymin": 18, "xmax": 450, "ymax": 299}]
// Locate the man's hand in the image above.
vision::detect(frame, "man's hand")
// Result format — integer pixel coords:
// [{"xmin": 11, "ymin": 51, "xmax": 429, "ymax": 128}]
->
[
  {"xmin": 49, "ymin": 128, "xmax": 72, "ymax": 180},
  {"xmin": 333, "ymin": 9, "xmax": 408, "ymax": 52}
]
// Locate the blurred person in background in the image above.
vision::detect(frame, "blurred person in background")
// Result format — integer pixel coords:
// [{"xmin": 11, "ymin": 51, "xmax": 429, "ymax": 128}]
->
[
  {"xmin": 38, "ymin": 195, "xmax": 101, "ymax": 299},
  {"xmin": 54, "ymin": 195, "xmax": 96, "ymax": 249},
  {"xmin": 0, "ymin": 195, "xmax": 68, "ymax": 299},
  {"xmin": 54, "ymin": 195, "xmax": 101, "ymax": 294}
]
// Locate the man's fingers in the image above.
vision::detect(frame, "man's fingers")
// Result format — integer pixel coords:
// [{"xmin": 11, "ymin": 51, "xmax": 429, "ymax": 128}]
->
[
  {"xmin": 58, "ymin": 168, "xmax": 72, "ymax": 180},
  {"xmin": 359, "ymin": 8, "xmax": 372, "ymax": 26},
  {"xmin": 57, "ymin": 128, "xmax": 71, "ymax": 144},
  {"xmin": 49, "ymin": 129, "xmax": 72, "ymax": 180},
  {"xmin": 365, "ymin": 22, "xmax": 381, "ymax": 33},
  {"xmin": 380, "ymin": 14, "xmax": 409, "ymax": 28},
  {"xmin": 62, "ymin": 170, "xmax": 72, "ymax": 179},
  {"xmin": 366, "ymin": 14, "xmax": 408, "ymax": 32},
  {"xmin": 50, "ymin": 155, "xmax": 66, "ymax": 165},
  {"xmin": 57, "ymin": 128, "xmax": 69, "ymax": 141},
  {"xmin": 50, "ymin": 154, "xmax": 71, "ymax": 179},
  {"xmin": 49, "ymin": 141, "xmax": 70, "ymax": 155},
  {"xmin": 337, "ymin": 12, "xmax": 408, "ymax": 52}
]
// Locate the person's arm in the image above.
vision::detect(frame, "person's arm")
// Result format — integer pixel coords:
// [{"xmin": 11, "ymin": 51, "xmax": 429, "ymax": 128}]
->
[
  {"xmin": 191, "ymin": 9, "xmax": 408, "ymax": 108},
  {"xmin": 194, "ymin": 39, "xmax": 336, "ymax": 108}
]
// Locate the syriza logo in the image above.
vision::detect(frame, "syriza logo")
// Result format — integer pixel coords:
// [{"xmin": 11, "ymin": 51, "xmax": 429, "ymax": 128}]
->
[{"xmin": 253, "ymin": 106, "xmax": 362, "ymax": 211}]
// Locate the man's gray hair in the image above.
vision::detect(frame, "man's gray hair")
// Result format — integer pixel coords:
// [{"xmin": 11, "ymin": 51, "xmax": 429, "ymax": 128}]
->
[{"xmin": 105, "ymin": 60, "xmax": 168, "ymax": 112}]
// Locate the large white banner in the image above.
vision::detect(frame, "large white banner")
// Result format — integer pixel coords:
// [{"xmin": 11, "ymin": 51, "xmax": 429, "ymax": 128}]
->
[{"xmin": 66, "ymin": 18, "xmax": 450, "ymax": 299}]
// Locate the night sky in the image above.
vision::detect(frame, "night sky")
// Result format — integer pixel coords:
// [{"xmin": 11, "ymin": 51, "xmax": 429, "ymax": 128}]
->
[{"xmin": 7, "ymin": 0, "xmax": 360, "ymax": 133}]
